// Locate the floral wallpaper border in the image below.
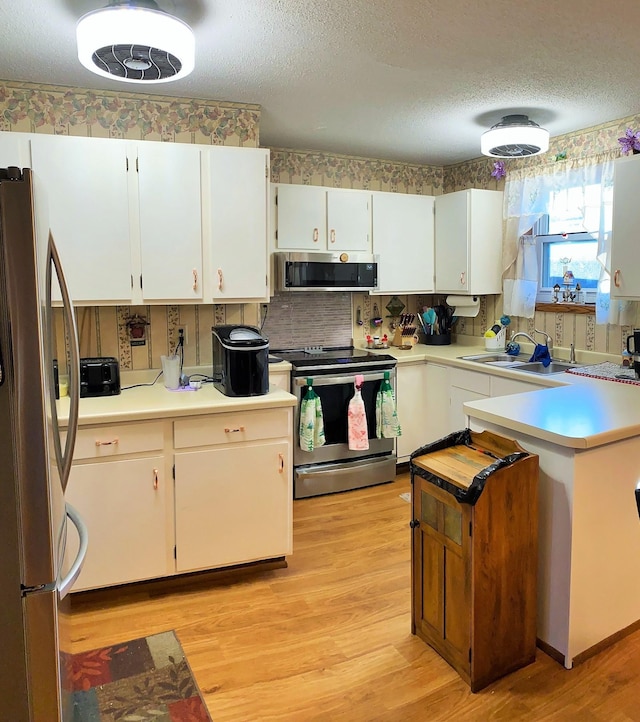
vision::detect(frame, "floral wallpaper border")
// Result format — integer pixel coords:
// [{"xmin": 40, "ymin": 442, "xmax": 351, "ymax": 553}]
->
[
  {"xmin": 0, "ymin": 80, "xmax": 260, "ymax": 146},
  {"xmin": 270, "ymin": 147, "xmax": 443, "ymax": 194},
  {"xmin": 444, "ymin": 112, "xmax": 640, "ymax": 192}
]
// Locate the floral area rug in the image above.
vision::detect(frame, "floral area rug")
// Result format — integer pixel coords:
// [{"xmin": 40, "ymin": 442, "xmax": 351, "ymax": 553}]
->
[{"xmin": 69, "ymin": 630, "xmax": 211, "ymax": 721}]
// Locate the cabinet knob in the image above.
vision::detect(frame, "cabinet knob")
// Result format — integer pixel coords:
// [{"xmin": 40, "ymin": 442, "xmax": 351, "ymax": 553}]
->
[
  {"xmin": 313, "ymin": 228, "xmax": 319, "ymax": 243},
  {"xmin": 153, "ymin": 468, "xmax": 159, "ymax": 490},
  {"xmin": 278, "ymin": 452, "xmax": 284, "ymax": 473},
  {"xmin": 330, "ymin": 229, "xmax": 336, "ymax": 244},
  {"xmin": 614, "ymin": 269, "xmax": 621, "ymax": 288},
  {"xmin": 409, "ymin": 519, "xmax": 420, "ymax": 529},
  {"xmin": 217, "ymin": 268, "xmax": 224, "ymax": 291},
  {"xmin": 192, "ymin": 268, "xmax": 198, "ymax": 291},
  {"xmin": 95, "ymin": 438, "xmax": 119, "ymax": 447},
  {"xmin": 459, "ymin": 271, "xmax": 466, "ymax": 285},
  {"xmin": 224, "ymin": 426, "xmax": 245, "ymax": 433}
]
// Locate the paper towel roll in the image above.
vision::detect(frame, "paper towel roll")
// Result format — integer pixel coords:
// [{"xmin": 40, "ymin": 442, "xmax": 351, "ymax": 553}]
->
[{"xmin": 445, "ymin": 295, "xmax": 480, "ymax": 317}]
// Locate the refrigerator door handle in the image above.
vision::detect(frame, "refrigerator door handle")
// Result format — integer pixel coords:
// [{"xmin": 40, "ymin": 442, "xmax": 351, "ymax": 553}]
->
[
  {"xmin": 46, "ymin": 231, "xmax": 80, "ymax": 492},
  {"xmin": 59, "ymin": 503, "xmax": 88, "ymax": 599}
]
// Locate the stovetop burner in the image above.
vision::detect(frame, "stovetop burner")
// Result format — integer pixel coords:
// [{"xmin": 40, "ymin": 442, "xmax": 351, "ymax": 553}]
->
[{"xmin": 271, "ymin": 346, "xmax": 396, "ymax": 374}]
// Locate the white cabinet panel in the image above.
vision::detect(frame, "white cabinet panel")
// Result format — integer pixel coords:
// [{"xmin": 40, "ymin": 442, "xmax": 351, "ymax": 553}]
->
[
  {"xmin": 275, "ymin": 184, "xmax": 327, "ymax": 250},
  {"xmin": 327, "ymin": 189, "xmax": 370, "ymax": 251},
  {"xmin": 136, "ymin": 142, "xmax": 203, "ymax": 301},
  {"xmin": 30, "ymin": 134, "xmax": 134, "ymax": 303},
  {"xmin": 274, "ymin": 184, "xmax": 371, "ymax": 252},
  {"xmin": 206, "ymin": 146, "xmax": 269, "ymax": 300},
  {"xmin": 175, "ymin": 440, "xmax": 291, "ymax": 572},
  {"xmin": 0, "ymin": 130, "xmax": 31, "ymax": 167},
  {"xmin": 434, "ymin": 189, "xmax": 503, "ymax": 295},
  {"xmin": 372, "ymin": 192, "xmax": 435, "ymax": 294},
  {"xmin": 66, "ymin": 455, "xmax": 170, "ymax": 591},
  {"xmin": 611, "ymin": 155, "xmax": 640, "ymax": 298},
  {"xmin": 396, "ymin": 363, "xmax": 429, "ymax": 461}
]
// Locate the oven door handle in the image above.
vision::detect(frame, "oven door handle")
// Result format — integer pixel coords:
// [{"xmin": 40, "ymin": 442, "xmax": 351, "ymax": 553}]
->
[{"xmin": 293, "ymin": 371, "xmax": 394, "ymax": 387}]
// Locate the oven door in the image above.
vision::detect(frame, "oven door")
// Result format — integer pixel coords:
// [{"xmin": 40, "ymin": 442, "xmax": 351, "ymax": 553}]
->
[{"xmin": 292, "ymin": 369, "xmax": 396, "ymax": 467}]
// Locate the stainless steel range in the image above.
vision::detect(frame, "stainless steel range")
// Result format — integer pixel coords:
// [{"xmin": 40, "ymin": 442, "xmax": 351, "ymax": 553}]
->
[{"xmin": 272, "ymin": 347, "xmax": 398, "ymax": 499}]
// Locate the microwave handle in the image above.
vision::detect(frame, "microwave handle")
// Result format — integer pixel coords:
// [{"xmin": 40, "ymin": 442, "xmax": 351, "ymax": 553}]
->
[{"xmin": 293, "ymin": 371, "xmax": 393, "ymax": 387}]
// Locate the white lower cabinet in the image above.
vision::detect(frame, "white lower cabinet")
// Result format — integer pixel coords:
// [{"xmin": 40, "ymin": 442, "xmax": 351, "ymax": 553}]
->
[
  {"xmin": 396, "ymin": 363, "xmax": 452, "ymax": 462},
  {"xmin": 449, "ymin": 368, "xmax": 491, "ymax": 431},
  {"xmin": 66, "ymin": 455, "xmax": 171, "ymax": 591},
  {"xmin": 174, "ymin": 440, "xmax": 291, "ymax": 572},
  {"xmin": 396, "ymin": 363, "xmax": 430, "ymax": 461},
  {"xmin": 173, "ymin": 407, "xmax": 292, "ymax": 572},
  {"xmin": 66, "ymin": 406, "xmax": 293, "ymax": 592}
]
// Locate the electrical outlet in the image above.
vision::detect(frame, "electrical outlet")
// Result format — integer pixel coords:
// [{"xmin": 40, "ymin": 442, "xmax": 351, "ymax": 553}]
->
[{"xmin": 178, "ymin": 326, "xmax": 188, "ymax": 344}]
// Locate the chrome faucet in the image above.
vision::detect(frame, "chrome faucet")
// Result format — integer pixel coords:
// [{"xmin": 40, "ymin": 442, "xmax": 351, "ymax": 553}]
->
[
  {"xmin": 510, "ymin": 331, "xmax": 536, "ymax": 346},
  {"xmin": 534, "ymin": 328, "xmax": 553, "ymax": 350}
]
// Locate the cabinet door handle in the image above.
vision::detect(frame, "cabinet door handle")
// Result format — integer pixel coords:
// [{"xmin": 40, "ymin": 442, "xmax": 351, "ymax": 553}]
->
[
  {"xmin": 192, "ymin": 268, "xmax": 198, "ymax": 291},
  {"xmin": 459, "ymin": 271, "xmax": 466, "ymax": 285},
  {"xmin": 224, "ymin": 426, "xmax": 245, "ymax": 433},
  {"xmin": 153, "ymin": 468, "xmax": 159, "ymax": 490},
  {"xmin": 95, "ymin": 438, "xmax": 119, "ymax": 447},
  {"xmin": 278, "ymin": 452, "xmax": 284, "ymax": 473},
  {"xmin": 409, "ymin": 519, "xmax": 420, "ymax": 529},
  {"xmin": 330, "ymin": 229, "xmax": 336, "ymax": 244},
  {"xmin": 313, "ymin": 228, "xmax": 319, "ymax": 243},
  {"xmin": 217, "ymin": 268, "xmax": 224, "ymax": 291},
  {"xmin": 614, "ymin": 269, "xmax": 621, "ymax": 288}
]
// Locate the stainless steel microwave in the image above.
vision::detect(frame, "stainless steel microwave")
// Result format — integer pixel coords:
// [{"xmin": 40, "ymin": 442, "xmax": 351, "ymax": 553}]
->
[{"xmin": 275, "ymin": 252, "xmax": 378, "ymax": 291}]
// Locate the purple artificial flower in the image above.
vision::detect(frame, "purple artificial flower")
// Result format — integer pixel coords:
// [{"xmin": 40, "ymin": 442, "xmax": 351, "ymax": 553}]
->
[
  {"xmin": 491, "ymin": 161, "xmax": 506, "ymax": 180},
  {"xmin": 617, "ymin": 128, "xmax": 640, "ymax": 155}
]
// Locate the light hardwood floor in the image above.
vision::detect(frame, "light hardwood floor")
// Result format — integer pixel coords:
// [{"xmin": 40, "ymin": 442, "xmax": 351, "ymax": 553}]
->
[{"xmin": 70, "ymin": 471, "xmax": 640, "ymax": 721}]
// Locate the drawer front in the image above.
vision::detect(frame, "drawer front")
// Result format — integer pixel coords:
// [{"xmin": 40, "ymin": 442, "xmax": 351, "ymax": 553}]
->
[
  {"xmin": 72, "ymin": 421, "xmax": 165, "ymax": 460},
  {"xmin": 450, "ymin": 368, "xmax": 491, "ymax": 395},
  {"xmin": 174, "ymin": 408, "xmax": 290, "ymax": 449}
]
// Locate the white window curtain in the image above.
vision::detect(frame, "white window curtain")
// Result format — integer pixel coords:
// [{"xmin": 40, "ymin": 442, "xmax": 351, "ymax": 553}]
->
[{"xmin": 502, "ymin": 154, "xmax": 632, "ymax": 324}]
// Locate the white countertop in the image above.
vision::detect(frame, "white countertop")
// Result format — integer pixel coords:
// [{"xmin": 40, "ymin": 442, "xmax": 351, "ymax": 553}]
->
[
  {"xmin": 58, "ymin": 338, "xmax": 639, "ymax": 449},
  {"xmin": 56, "ymin": 383, "xmax": 296, "ymax": 427},
  {"xmin": 369, "ymin": 336, "xmax": 640, "ymax": 450}
]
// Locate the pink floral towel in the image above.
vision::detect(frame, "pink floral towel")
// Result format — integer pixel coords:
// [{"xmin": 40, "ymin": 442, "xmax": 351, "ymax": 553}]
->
[{"xmin": 348, "ymin": 374, "xmax": 369, "ymax": 451}]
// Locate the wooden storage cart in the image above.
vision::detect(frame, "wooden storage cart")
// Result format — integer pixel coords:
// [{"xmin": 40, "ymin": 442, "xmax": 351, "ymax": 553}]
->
[{"xmin": 409, "ymin": 429, "xmax": 539, "ymax": 692}]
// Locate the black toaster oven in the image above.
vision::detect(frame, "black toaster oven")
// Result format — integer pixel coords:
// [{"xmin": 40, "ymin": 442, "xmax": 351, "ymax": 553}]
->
[{"xmin": 79, "ymin": 357, "xmax": 121, "ymax": 397}]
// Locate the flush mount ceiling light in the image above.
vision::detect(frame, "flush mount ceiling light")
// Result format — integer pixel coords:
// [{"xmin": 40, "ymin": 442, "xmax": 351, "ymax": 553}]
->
[
  {"xmin": 481, "ymin": 114, "xmax": 550, "ymax": 158},
  {"xmin": 76, "ymin": 0, "xmax": 195, "ymax": 84}
]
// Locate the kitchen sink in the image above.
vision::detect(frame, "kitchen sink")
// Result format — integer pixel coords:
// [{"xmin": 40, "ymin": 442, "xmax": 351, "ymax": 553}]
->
[
  {"xmin": 510, "ymin": 361, "xmax": 576, "ymax": 375},
  {"xmin": 458, "ymin": 352, "xmax": 531, "ymax": 366},
  {"xmin": 459, "ymin": 353, "xmax": 581, "ymax": 375}
]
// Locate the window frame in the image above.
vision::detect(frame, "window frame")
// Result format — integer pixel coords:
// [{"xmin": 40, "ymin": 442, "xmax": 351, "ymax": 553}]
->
[{"xmin": 534, "ymin": 230, "xmax": 599, "ymax": 305}]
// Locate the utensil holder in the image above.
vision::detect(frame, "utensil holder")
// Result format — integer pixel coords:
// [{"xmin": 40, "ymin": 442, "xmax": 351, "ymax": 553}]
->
[
  {"xmin": 423, "ymin": 332, "xmax": 451, "ymax": 346},
  {"xmin": 485, "ymin": 328, "xmax": 506, "ymax": 351}
]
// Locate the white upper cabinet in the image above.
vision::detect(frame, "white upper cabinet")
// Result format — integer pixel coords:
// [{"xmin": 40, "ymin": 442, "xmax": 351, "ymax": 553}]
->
[
  {"xmin": 274, "ymin": 184, "xmax": 371, "ymax": 252},
  {"xmin": 434, "ymin": 188, "xmax": 503, "ymax": 295},
  {"xmin": 0, "ymin": 130, "xmax": 31, "ymax": 168},
  {"xmin": 611, "ymin": 154, "xmax": 640, "ymax": 299},
  {"xmin": 135, "ymin": 142, "xmax": 203, "ymax": 301},
  {"xmin": 371, "ymin": 191, "xmax": 435, "ymax": 294},
  {"xmin": 30, "ymin": 134, "xmax": 134, "ymax": 304},
  {"xmin": 204, "ymin": 146, "xmax": 269, "ymax": 301}
]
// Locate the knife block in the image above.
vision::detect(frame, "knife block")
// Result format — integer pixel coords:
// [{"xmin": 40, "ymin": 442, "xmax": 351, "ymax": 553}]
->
[{"xmin": 391, "ymin": 326, "xmax": 416, "ymax": 347}]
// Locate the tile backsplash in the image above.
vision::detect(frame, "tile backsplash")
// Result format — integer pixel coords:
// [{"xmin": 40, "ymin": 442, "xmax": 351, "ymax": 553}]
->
[{"xmin": 261, "ymin": 291, "xmax": 352, "ymax": 350}]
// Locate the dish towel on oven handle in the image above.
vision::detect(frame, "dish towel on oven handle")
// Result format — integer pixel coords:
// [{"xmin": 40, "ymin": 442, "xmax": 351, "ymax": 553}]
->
[
  {"xmin": 348, "ymin": 374, "xmax": 369, "ymax": 451},
  {"xmin": 376, "ymin": 371, "xmax": 402, "ymax": 438},
  {"xmin": 299, "ymin": 378, "xmax": 325, "ymax": 452}
]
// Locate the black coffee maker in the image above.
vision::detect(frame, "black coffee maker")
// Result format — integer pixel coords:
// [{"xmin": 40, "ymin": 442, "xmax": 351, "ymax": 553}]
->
[
  {"xmin": 212, "ymin": 325, "xmax": 269, "ymax": 397},
  {"xmin": 626, "ymin": 329, "xmax": 640, "ymax": 379}
]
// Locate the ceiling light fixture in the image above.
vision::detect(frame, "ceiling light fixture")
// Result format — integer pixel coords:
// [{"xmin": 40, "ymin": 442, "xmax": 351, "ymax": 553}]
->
[
  {"xmin": 76, "ymin": 0, "xmax": 195, "ymax": 84},
  {"xmin": 481, "ymin": 114, "xmax": 549, "ymax": 158}
]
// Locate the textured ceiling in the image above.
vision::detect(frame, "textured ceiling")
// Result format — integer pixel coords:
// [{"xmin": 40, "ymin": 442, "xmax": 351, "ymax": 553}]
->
[{"xmin": 1, "ymin": 0, "xmax": 640, "ymax": 165}]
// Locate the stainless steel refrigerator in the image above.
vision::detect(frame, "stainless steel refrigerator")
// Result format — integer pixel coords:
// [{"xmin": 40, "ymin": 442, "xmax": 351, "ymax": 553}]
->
[{"xmin": 0, "ymin": 167, "xmax": 87, "ymax": 721}]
